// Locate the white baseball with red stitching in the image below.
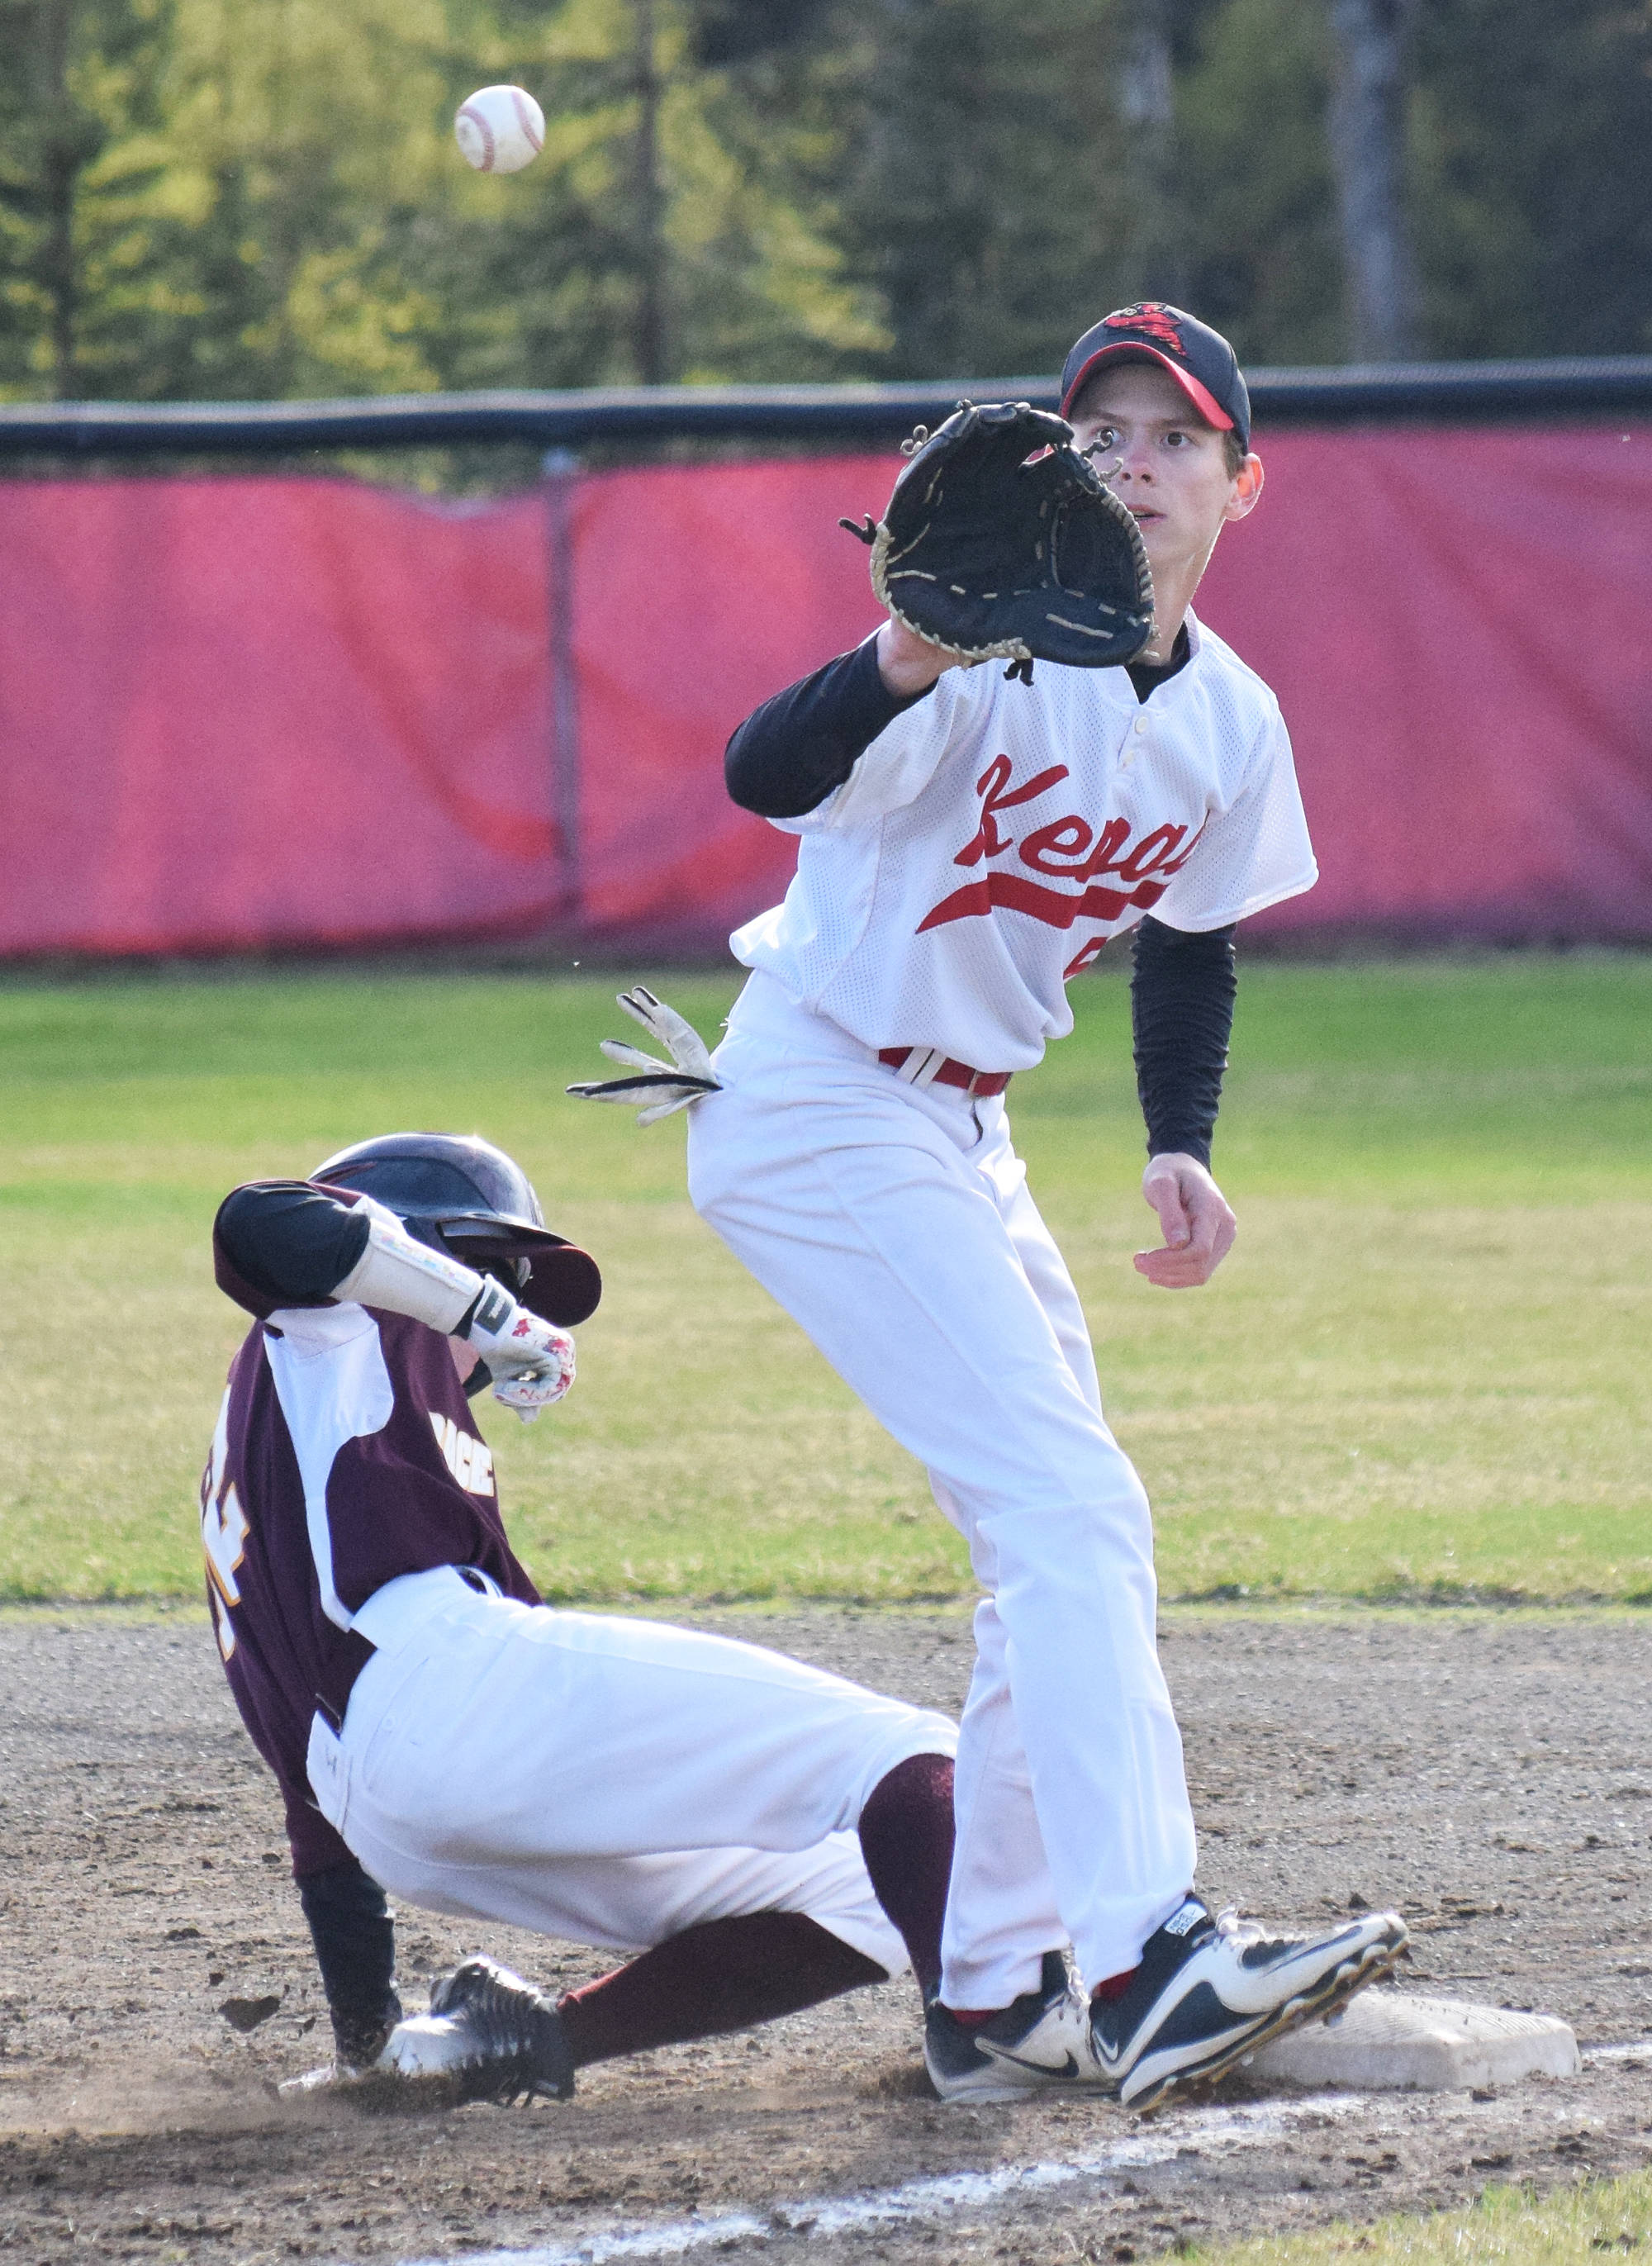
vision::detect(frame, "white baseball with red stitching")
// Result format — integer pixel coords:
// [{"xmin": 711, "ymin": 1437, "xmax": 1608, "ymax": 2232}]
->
[{"xmin": 454, "ymin": 85, "xmax": 545, "ymax": 174}]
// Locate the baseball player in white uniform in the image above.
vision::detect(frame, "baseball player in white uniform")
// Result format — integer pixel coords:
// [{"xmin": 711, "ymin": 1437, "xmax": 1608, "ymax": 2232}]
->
[
  {"xmin": 672, "ymin": 305, "xmax": 1407, "ymax": 2109},
  {"xmin": 205, "ymin": 1133, "xmax": 966, "ymax": 2102}
]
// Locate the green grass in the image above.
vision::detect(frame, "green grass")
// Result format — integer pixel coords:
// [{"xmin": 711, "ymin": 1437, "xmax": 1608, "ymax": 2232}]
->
[
  {"xmin": 2, "ymin": 955, "xmax": 1649, "ymax": 1603},
  {"xmin": 1184, "ymin": 2171, "xmax": 1652, "ymax": 2266}
]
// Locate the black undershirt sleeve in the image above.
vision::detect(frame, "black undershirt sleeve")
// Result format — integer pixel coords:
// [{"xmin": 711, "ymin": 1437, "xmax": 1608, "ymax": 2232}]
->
[
  {"xmin": 730, "ymin": 625, "xmax": 1227, "ymax": 1158},
  {"xmin": 1129, "ymin": 915, "xmax": 1237, "ymax": 1168},
  {"xmin": 725, "ymin": 639, "xmax": 935, "ymax": 819},
  {"xmin": 215, "ymin": 1181, "xmax": 370, "ymax": 1306},
  {"xmin": 297, "ymin": 1857, "xmax": 402, "ymax": 2070}
]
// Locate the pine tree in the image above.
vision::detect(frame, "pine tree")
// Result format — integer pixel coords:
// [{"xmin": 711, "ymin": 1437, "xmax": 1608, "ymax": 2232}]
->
[
  {"xmin": 836, "ymin": 0, "xmax": 1144, "ymax": 382},
  {"xmin": 1408, "ymin": 0, "xmax": 1652, "ymax": 357}
]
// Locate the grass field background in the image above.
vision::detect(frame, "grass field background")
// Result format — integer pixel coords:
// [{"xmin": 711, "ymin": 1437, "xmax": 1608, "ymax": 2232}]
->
[
  {"xmin": 2, "ymin": 954, "xmax": 1649, "ymax": 1604},
  {"xmin": 1196, "ymin": 2170, "xmax": 1652, "ymax": 2266}
]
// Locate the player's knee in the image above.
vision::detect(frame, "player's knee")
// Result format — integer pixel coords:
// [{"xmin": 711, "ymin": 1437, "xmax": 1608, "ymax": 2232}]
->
[{"xmin": 982, "ymin": 1477, "xmax": 1155, "ymax": 1568}]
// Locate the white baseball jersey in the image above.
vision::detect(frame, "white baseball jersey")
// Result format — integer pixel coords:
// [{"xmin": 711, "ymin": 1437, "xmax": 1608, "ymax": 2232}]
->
[{"xmin": 731, "ymin": 610, "xmax": 1316, "ymax": 1072}]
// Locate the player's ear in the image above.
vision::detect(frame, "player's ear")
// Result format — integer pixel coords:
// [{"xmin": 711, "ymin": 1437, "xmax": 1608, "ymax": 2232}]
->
[{"xmin": 1222, "ymin": 453, "xmax": 1264, "ymax": 522}]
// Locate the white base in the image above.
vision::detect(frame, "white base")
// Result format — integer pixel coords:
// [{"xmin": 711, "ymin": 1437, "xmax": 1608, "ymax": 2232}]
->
[{"xmin": 1248, "ymin": 1990, "xmax": 1580, "ymax": 2093}]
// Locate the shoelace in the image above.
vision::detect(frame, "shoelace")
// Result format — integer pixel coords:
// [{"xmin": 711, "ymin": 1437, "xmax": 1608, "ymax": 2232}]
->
[
  {"xmin": 1212, "ymin": 1907, "xmax": 1265, "ymax": 1944},
  {"xmin": 1211, "ymin": 1907, "xmax": 1351, "ymax": 1964}
]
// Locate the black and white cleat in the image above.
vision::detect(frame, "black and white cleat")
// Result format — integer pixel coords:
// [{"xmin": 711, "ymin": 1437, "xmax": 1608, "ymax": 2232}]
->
[
  {"xmin": 1092, "ymin": 1898, "xmax": 1409, "ymax": 2113},
  {"xmin": 924, "ymin": 1950, "xmax": 1106, "ymax": 2105}
]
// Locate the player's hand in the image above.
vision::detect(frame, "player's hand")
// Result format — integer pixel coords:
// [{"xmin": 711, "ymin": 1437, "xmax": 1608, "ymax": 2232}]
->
[
  {"xmin": 876, "ymin": 615, "xmax": 969, "ymax": 698},
  {"xmin": 1134, "ymin": 1153, "xmax": 1237, "ymax": 1289},
  {"xmin": 489, "ymin": 1363, "xmax": 574, "ymax": 1423},
  {"xmin": 463, "ymin": 1280, "xmax": 576, "ymax": 1420}
]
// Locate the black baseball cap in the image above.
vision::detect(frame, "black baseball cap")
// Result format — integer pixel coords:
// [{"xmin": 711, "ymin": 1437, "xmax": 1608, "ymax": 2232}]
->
[{"xmin": 1059, "ymin": 303, "xmax": 1251, "ymax": 454}]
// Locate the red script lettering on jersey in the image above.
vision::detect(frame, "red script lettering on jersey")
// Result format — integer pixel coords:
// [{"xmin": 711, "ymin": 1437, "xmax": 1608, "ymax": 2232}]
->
[{"xmin": 917, "ymin": 753, "xmax": 1206, "ymax": 937}]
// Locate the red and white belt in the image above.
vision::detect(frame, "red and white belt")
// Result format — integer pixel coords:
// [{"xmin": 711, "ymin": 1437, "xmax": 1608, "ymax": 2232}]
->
[{"xmin": 877, "ymin": 1046, "xmax": 1014, "ymax": 1098}]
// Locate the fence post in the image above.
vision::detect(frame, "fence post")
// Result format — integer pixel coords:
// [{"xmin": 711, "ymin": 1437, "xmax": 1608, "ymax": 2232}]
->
[{"xmin": 543, "ymin": 447, "xmax": 582, "ymax": 921}]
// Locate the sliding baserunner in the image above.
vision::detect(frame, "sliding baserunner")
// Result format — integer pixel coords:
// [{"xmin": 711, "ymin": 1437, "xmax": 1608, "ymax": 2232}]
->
[{"xmin": 202, "ymin": 1131, "xmax": 967, "ymax": 2102}]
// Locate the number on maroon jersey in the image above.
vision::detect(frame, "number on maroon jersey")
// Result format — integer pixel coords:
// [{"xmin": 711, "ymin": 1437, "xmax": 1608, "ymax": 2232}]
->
[{"xmin": 200, "ymin": 1389, "xmax": 250, "ymax": 1661}]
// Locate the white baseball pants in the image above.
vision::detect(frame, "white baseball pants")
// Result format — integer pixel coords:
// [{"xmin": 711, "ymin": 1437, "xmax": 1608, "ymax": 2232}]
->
[
  {"xmin": 687, "ymin": 972, "xmax": 1197, "ymax": 2008},
  {"xmin": 305, "ymin": 1564, "xmax": 955, "ymax": 1975}
]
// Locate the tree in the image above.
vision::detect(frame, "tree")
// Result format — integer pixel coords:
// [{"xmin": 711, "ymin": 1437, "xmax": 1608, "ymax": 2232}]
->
[
  {"xmin": 1173, "ymin": 0, "xmax": 1346, "ymax": 363},
  {"xmin": 0, "ymin": 0, "xmax": 887, "ymax": 400},
  {"xmin": 1117, "ymin": 0, "xmax": 1184, "ymax": 302},
  {"xmin": 2, "ymin": 0, "xmax": 1647, "ymax": 401},
  {"xmin": 0, "ymin": 0, "xmax": 203, "ymax": 398},
  {"xmin": 838, "ymin": 0, "xmax": 1144, "ymax": 382},
  {"xmin": 1176, "ymin": 0, "xmax": 1652, "ymax": 363},
  {"xmin": 1408, "ymin": 0, "xmax": 1652, "ymax": 357},
  {"xmin": 1325, "ymin": 0, "xmax": 1417, "ymax": 359}
]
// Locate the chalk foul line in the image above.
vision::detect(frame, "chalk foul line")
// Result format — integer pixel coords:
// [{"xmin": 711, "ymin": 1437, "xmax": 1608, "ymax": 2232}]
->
[
  {"xmin": 392, "ymin": 2042, "xmax": 1652, "ymax": 2266},
  {"xmin": 392, "ymin": 2090, "xmax": 1382, "ymax": 2266}
]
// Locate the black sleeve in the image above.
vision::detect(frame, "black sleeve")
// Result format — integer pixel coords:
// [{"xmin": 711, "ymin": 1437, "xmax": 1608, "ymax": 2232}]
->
[
  {"xmin": 214, "ymin": 1181, "xmax": 371, "ymax": 1313},
  {"xmin": 724, "ymin": 638, "xmax": 936, "ymax": 819},
  {"xmin": 1129, "ymin": 916, "xmax": 1238, "ymax": 1169},
  {"xmin": 297, "ymin": 1856, "xmax": 403, "ymax": 2071}
]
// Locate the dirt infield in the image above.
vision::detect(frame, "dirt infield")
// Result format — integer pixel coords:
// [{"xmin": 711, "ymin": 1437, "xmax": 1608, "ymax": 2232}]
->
[{"xmin": 0, "ymin": 1606, "xmax": 1648, "ymax": 2264}]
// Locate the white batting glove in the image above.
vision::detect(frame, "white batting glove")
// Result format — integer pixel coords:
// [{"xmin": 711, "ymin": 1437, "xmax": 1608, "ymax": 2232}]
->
[
  {"xmin": 463, "ymin": 1278, "xmax": 576, "ymax": 1423},
  {"xmin": 567, "ymin": 986, "xmax": 722, "ymax": 1125}
]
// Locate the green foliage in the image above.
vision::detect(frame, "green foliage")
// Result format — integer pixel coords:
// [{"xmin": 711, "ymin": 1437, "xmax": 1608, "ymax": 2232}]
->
[
  {"xmin": 1408, "ymin": 0, "xmax": 1652, "ymax": 358},
  {"xmin": 833, "ymin": 0, "xmax": 1140, "ymax": 381},
  {"xmin": 0, "ymin": 0, "xmax": 189, "ymax": 397},
  {"xmin": 1173, "ymin": 0, "xmax": 1343, "ymax": 363},
  {"xmin": 0, "ymin": 0, "xmax": 1646, "ymax": 398},
  {"xmin": 1, "ymin": 958, "xmax": 1649, "ymax": 1606},
  {"xmin": 0, "ymin": 0, "xmax": 884, "ymax": 400}
]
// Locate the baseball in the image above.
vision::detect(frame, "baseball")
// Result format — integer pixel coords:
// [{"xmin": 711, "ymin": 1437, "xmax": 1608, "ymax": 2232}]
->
[{"xmin": 454, "ymin": 84, "xmax": 544, "ymax": 174}]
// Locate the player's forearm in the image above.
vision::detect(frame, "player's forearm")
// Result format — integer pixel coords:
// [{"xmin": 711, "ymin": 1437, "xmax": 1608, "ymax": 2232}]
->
[
  {"xmin": 1129, "ymin": 917, "xmax": 1237, "ymax": 1168},
  {"xmin": 215, "ymin": 1181, "xmax": 483, "ymax": 1328},
  {"xmin": 216, "ymin": 1179, "xmax": 506, "ymax": 1337},
  {"xmin": 724, "ymin": 638, "xmax": 935, "ymax": 819},
  {"xmin": 215, "ymin": 1181, "xmax": 576, "ymax": 1416},
  {"xmin": 298, "ymin": 1856, "xmax": 402, "ymax": 2071}
]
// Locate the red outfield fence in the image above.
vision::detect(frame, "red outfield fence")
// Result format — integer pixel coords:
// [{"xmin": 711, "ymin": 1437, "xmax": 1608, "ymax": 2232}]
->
[{"xmin": 2, "ymin": 418, "xmax": 1650, "ymax": 956}]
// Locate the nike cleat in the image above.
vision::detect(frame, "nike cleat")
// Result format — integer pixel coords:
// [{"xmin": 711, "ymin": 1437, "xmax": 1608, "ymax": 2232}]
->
[
  {"xmin": 1092, "ymin": 1897, "xmax": 1408, "ymax": 2113},
  {"xmin": 375, "ymin": 1955, "xmax": 577, "ymax": 2105},
  {"xmin": 925, "ymin": 1950, "xmax": 1103, "ymax": 2104}
]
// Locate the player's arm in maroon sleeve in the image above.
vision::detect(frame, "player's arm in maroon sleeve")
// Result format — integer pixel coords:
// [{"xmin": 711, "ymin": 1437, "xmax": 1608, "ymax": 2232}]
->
[{"xmin": 1129, "ymin": 917, "xmax": 1239, "ymax": 1290}]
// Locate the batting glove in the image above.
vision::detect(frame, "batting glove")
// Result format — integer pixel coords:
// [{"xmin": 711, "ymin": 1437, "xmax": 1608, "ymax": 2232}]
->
[
  {"xmin": 463, "ymin": 1278, "xmax": 576, "ymax": 1423},
  {"xmin": 567, "ymin": 986, "xmax": 722, "ymax": 1125}
]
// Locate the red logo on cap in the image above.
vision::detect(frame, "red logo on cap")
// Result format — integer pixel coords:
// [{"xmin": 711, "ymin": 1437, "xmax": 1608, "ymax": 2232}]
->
[{"xmin": 1103, "ymin": 302, "xmax": 1185, "ymax": 355}]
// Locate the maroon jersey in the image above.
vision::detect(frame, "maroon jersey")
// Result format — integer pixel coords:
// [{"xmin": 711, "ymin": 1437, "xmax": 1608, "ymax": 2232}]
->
[{"xmin": 200, "ymin": 1299, "xmax": 541, "ymax": 1877}]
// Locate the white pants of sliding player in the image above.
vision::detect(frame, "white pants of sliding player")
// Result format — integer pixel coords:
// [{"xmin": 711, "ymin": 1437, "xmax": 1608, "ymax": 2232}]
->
[
  {"xmin": 687, "ymin": 971, "xmax": 1198, "ymax": 2012},
  {"xmin": 305, "ymin": 1564, "xmax": 952, "ymax": 1977}
]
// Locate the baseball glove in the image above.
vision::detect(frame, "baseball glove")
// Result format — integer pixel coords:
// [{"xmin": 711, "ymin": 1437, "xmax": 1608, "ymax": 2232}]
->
[{"xmin": 841, "ymin": 400, "xmax": 1155, "ymax": 683}]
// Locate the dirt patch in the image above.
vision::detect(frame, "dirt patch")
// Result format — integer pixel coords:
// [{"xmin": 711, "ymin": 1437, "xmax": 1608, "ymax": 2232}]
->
[{"xmin": 0, "ymin": 1606, "xmax": 1648, "ymax": 2264}]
